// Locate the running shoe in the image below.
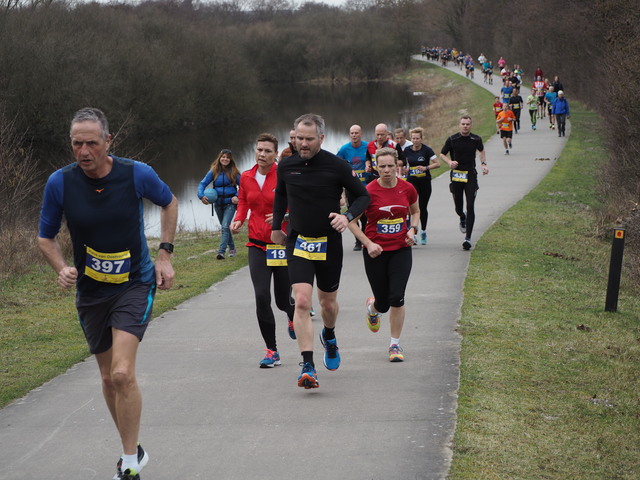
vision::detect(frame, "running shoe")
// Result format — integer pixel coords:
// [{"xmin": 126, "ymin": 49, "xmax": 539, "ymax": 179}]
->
[
  {"xmin": 459, "ymin": 217, "xmax": 466, "ymax": 234},
  {"xmin": 120, "ymin": 468, "xmax": 140, "ymax": 480},
  {"xmin": 505, "ymin": 149, "xmax": 509, "ymax": 155},
  {"xmin": 297, "ymin": 362, "xmax": 319, "ymax": 389},
  {"xmin": 288, "ymin": 319, "xmax": 296, "ymax": 340},
  {"xmin": 420, "ymin": 232, "xmax": 427, "ymax": 245},
  {"xmin": 365, "ymin": 297, "xmax": 381, "ymax": 333},
  {"xmin": 310, "ymin": 307, "xmax": 316, "ymax": 317},
  {"xmin": 319, "ymin": 329, "xmax": 341, "ymax": 371},
  {"xmin": 228, "ymin": 248, "xmax": 237, "ymax": 257},
  {"xmin": 114, "ymin": 444, "xmax": 148, "ymax": 480},
  {"xmin": 462, "ymin": 239, "xmax": 472, "ymax": 250},
  {"xmin": 532, "ymin": 124, "xmax": 536, "ymax": 130},
  {"xmin": 389, "ymin": 344, "xmax": 404, "ymax": 362},
  {"xmin": 259, "ymin": 349, "xmax": 281, "ymax": 368},
  {"xmin": 216, "ymin": 252, "xmax": 225, "ymax": 260}
]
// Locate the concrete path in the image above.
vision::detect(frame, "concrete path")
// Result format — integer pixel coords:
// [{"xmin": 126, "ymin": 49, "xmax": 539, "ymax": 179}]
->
[{"xmin": 0, "ymin": 58, "xmax": 568, "ymax": 480}]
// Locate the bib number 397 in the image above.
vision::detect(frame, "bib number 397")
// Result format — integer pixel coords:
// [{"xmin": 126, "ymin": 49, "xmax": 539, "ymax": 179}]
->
[
  {"xmin": 293, "ymin": 235, "xmax": 328, "ymax": 261},
  {"xmin": 85, "ymin": 246, "xmax": 131, "ymax": 284}
]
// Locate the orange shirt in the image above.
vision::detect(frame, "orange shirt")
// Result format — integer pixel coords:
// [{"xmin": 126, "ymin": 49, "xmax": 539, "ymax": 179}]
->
[{"xmin": 496, "ymin": 110, "xmax": 516, "ymax": 131}]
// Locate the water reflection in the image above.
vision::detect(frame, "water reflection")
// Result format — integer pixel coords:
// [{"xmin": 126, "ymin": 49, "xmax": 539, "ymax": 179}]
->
[{"xmin": 141, "ymin": 81, "xmax": 426, "ymax": 237}]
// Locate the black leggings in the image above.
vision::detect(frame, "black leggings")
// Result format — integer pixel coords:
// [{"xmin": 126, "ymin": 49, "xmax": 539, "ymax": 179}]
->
[
  {"xmin": 407, "ymin": 176, "xmax": 432, "ymax": 231},
  {"xmin": 363, "ymin": 247, "xmax": 412, "ymax": 313},
  {"xmin": 248, "ymin": 246, "xmax": 294, "ymax": 351},
  {"xmin": 450, "ymin": 179, "xmax": 479, "ymax": 239}
]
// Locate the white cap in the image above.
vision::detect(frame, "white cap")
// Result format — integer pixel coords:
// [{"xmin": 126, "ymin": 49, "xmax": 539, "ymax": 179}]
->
[{"xmin": 558, "ymin": 90, "xmax": 564, "ymax": 95}]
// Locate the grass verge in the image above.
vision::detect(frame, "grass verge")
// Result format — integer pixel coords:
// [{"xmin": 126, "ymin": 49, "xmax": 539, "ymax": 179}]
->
[{"xmin": 449, "ymin": 103, "xmax": 640, "ymax": 479}]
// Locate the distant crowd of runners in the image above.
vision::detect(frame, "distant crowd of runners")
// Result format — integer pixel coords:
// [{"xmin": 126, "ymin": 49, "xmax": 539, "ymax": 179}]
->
[{"xmin": 421, "ymin": 46, "xmax": 571, "ymax": 154}]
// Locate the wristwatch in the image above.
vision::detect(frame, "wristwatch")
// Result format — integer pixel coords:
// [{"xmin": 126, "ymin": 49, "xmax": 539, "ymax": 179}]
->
[
  {"xmin": 158, "ymin": 242, "xmax": 174, "ymax": 254},
  {"xmin": 344, "ymin": 212, "xmax": 355, "ymax": 222}
]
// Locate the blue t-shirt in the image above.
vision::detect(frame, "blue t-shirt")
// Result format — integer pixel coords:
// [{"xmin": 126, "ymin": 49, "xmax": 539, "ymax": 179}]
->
[
  {"xmin": 38, "ymin": 156, "xmax": 173, "ymax": 297},
  {"xmin": 336, "ymin": 141, "xmax": 371, "ymax": 183}
]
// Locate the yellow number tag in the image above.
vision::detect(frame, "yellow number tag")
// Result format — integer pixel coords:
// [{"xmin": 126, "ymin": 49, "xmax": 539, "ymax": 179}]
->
[
  {"xmin": 85, "ymin": 246, "xmax": 131, "ymax": 284},
  {"xmin": 266, "ymin": 244, "xmax": 288, "ymax": 266},
  {"xmin": 354, "ymin": 169, "xmax": 366, "ymax": 182},
  {"xmin": 293, "ymin": 235, "xmax": 328, "ymax": 261},
  {"xmin": 451, "ymin": 170, "xmax": 469, "ymax": 183},
  {"xmin": 377, "ymin": 217, "xmax": 404, "ymax": 234},
  {"xmin": 409, "ymin": 167, "xmax": 426, "ymax": 178}
]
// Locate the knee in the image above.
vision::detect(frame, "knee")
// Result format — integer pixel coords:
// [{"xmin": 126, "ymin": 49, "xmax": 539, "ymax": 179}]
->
[
  {"xmin": 319, "ymin": 296, "xmax": 338, "ymax": 316},
  {"xmin": 109, "ymin": 367, "xmax": 136, "ymax": 392}
]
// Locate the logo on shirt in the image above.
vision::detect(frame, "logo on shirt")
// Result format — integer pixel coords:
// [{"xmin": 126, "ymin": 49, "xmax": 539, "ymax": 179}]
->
[
  {"xmin": 95, "ymin": 188, "xmax": 105, "ymax": 193},
  {"xmin": 379, "ymin": 205, "xmax": 406, "ymax": 216}
]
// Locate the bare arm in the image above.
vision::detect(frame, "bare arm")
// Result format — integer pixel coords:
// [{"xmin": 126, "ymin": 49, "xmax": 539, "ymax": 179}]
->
[
  {"xmin": 38, "ymin": 236, "xmax": 77, "ymax": 289},
  {"xmin": 156, "ymin": 195, "xmax": 178, "ymax": 290}
]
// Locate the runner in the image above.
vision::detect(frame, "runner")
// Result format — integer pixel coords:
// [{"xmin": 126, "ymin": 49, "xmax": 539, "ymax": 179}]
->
[
  {"xmin": 38, "ymin": 107, "xmax": 178, "ymax": 480},
  {"xmin": 544, "ymin": 85, "xmax": 558, "ymax": 129},
  {"xmin": 271, "ymin": 113, "xmax": 370, "ymax": 389},
  {"xmin": 439, "ymin": 116, "xmax": 489, "ymax": 251},
  {"xmin": 404, "ymin": 127, "xmax": 440, "ymax": 245},
  {"xmin": 347, "ymin": 147, "xmax": 419, "ymax": 362},
  {"xmin": 230, "ymin": 133, "xmax": 296, "ymax": 368},
  {"xmin": 533, "ymin": 75, "xmax": 547, "ymax": 119},
  {"xmin": 496, "ymin": 103, "xmax": 516, "ymax": 155},
  {"xmin": 366, "ymin": 122, "xmax": 404, "ymax": 176},
  {"xmin": 493, "ymin": 96, "xmax": 503, "ymax": 134},
  {"xmin": 508, "ymin": 87, "xmax": 524, "ymax": 133},
  {"xmin": 337, "ymin": 124, "xmax": 371, "ymax": 251},
  {"xmin": 526, "ymin": 90, "xmax": 539, "ymax": 130}
]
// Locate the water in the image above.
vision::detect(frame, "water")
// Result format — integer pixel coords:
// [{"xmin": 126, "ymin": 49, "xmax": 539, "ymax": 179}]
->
[{"xmin": 141, "ymin": 81, "xmax": 427, "ymax": 236}]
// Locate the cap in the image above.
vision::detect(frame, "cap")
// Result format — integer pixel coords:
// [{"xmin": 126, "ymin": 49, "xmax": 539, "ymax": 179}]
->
[{"xmin": 558, "ymin": 90, "xmax": 564, "ymax": 95}]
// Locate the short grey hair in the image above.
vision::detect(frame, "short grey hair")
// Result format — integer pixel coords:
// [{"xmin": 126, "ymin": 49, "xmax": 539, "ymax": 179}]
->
[
  {"xmin": 70, "ymin": 107, "xmax": 110, "ymax": 141},
  {"xmin": 294, "ymin": 113, "xmax": 325, "ymax": 136}
]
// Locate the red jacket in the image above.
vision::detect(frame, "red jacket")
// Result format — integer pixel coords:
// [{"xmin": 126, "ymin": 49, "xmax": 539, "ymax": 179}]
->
[{"xmin": 233, "ymin": 162, "xmax": 286, "ymax": 250}]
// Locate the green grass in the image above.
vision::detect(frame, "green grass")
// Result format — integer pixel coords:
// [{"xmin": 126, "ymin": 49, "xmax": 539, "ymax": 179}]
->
[
  {"xmin": 449, "ymin": 104, "xmax": 640, "ymax": 479},
  {"xmin": 0, "ymin": 229, "xmax": 248, "ymax": 408}
]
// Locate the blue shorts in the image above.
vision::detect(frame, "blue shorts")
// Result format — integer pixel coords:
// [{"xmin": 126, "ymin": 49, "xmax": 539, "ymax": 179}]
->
[{"xmin": 76, "ymin": 282, "xmax": 156, "ymax": 354}]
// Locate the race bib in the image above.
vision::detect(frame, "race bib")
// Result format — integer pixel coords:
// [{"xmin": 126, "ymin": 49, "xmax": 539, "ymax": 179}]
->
[
  {"xmin": 409, "ymin": 167, "xmax": 427, "ymax": 178},
  {"xmin": 451, "ymin": 170, "xmax": 469, "ymax": 183},
  {"xmin": 293, "ymin": 235, "xmax": 328, "ymax": 261},
  {"xmin": 354, "ymin": 169, "xmax": 367, "ymax": 182},
  {"xmin": 501, "ymin": 122, "xmax": 511, "ymax": 129},
  {"xmin": 377, "ymin": 217, "xmax": 404, "ymax": 234},
  {"xmin": 85, "ymin": 246, "xmax": 131, "ymax": 284},
  {"xmin": 266, "ymin": 244, "xmax": 287, "ymax": 266}
]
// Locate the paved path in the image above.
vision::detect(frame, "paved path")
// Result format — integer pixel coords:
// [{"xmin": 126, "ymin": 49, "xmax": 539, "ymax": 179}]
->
[{"xmin": 0, "ymin": 58, "xmax": 569, "ymax": 480}]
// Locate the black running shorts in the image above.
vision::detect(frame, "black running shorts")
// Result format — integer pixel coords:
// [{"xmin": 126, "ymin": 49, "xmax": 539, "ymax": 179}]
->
[
  {"xmin": 285, "ymin": 231, "xmax": 343, "ymax": 293},
  {"xmin": 76, "ymin": 282, "xmax": 156, "ymax": 354}
]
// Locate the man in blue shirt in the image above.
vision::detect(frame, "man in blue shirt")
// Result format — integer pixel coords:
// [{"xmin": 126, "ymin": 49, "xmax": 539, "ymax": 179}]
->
[
  {"xmin": 337, "ymin": 124, "xmax": 370, "ymax": 250},
  {"xmin": 38, "ymin": 107, "xmax": 178, "ymax": 480}
]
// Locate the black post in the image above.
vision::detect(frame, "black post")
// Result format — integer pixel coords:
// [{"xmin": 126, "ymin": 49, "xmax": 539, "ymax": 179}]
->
[{"xmin": 605, "ymin": 227, "xmax": 626, "ymax": 312}]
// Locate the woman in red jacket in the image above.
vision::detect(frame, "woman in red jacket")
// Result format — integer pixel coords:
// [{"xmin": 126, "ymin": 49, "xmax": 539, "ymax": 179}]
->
[{"xmin": 231, "ymin": 133, "xmax": 295, "ymax": 368}]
